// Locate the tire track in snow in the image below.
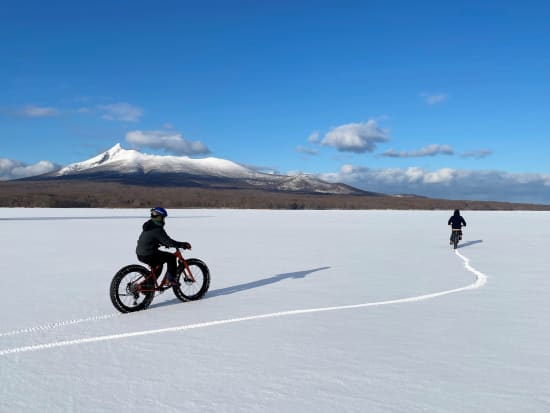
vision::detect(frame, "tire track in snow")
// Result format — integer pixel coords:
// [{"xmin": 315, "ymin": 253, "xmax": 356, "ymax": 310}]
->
[
  {"xmin": 0, "ymin": 250, "xmax": 487, "ymax": 356},
  {"xmin": 0, "ymin": 313, "xmax": 120, "ymax": 338}
]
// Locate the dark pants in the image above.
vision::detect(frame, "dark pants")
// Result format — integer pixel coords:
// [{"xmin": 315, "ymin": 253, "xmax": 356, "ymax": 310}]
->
[
  {"xmin": 450, "ymin": 230, "xmax": 463, "ymax": 241},
  {"xmin": 138, "ymin": 250, "xmax": 177, "ymax": 278}
]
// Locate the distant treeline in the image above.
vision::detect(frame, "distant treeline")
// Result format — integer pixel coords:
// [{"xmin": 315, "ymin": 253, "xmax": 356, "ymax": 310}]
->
[{"xmin": 1, "ymin": 180, "xmax": 549, "ymax": 211}]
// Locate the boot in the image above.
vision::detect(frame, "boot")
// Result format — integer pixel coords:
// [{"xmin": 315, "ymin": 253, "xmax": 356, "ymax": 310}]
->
[{"xmin": 162, "ymin": 273, "xmax": 180, "ymax": 287}]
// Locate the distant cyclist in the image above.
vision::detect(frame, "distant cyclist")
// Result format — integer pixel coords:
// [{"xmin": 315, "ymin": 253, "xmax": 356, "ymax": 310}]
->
[
  {"xmin": 136, "ymin": 207, "xmax": 191, "ymax": 287},
  {"xmin": 448, "ymin": 209, "xmax": 467, "ymax": 244}
]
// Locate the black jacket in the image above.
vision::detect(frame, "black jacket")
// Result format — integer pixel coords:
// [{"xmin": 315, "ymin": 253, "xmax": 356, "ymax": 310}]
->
[
  {"xmin": 448, "ymin": 212, "xmax": 467, "ymax": 229},
  {"xmin": 136, "ymin": 219, "xmax": 181, "ymax": 256}
]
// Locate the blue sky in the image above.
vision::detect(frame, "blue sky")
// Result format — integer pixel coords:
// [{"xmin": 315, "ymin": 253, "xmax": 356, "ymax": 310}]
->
[{"xmin": 1, "ymin": 1, "xmax": 549, "ymax": 203}]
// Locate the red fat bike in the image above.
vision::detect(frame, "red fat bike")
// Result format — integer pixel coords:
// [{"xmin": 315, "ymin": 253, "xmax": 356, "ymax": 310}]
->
[{"xmin": 110, "ymin": 248, "xmax": 210, "ymax": 313}]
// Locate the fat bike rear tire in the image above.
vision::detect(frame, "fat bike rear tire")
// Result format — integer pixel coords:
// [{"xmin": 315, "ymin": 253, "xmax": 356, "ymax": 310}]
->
[
  {"xmin": 173, "ymin": 258, "xmax": 210, "ymax": 302},
  {"xmin": 452, "ymin": 233, "xmax": 459, "ymax": 249},
  {"xmin": 110, "ymin": 265, "xmax": 155, "ymax": 313}
]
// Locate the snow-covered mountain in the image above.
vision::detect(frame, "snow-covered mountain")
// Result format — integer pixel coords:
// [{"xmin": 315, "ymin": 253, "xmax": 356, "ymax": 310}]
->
[
  {"xmin": 39, "ymin": 143, "xmax": 369, "ymax": 195},
  {"xmin": 53, "ymin": 144, "xmax": 259, "ymax": 179}
]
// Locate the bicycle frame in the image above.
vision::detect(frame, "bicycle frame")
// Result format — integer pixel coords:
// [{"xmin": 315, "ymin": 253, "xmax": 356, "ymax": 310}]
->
[
  {"xmin": 138, "ymin": 248, "xmax": 196, "ymax": 293},
  {"xmin": 175, "ymin": 248, "xmax": 197, "ymax": 283}
]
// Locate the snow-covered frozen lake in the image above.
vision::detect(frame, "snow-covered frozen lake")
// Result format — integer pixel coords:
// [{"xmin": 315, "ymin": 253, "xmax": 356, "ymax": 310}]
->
[{"xmin": 1, "ymin": 208, "xmax": 549, "ymax": 412}]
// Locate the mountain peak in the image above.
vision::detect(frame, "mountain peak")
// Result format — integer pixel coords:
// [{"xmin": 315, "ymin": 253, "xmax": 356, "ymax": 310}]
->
[
  {"xmin": 55, "ymin": 143, "xmax": 134, "ymax": 175},
  {"xmin": 95, "ymin": 143, "xmax": 126, "ymax": 164},
  {"xmin": 107, "ymin": 143, "xmax": 123, "ymax": 156},
  {"xmin": 41, "ymin": 144, "xmax": 367, "ymax": 195}
]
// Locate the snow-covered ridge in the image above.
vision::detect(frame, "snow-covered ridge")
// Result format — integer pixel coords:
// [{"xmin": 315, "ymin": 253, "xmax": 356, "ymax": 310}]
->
[
  {"xmin": 48, "ymin": 143, "xmax": 364, "ymax": 194},
  {"xmin": 54, "ymin": 143, "xmax": 261, "ymax": 179}
]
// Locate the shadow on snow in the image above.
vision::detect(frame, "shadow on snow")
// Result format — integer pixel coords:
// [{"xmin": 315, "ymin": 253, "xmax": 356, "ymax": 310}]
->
[
  {"xmin": 458, "ymin": 240, "xmax": 483, "ymax": 249},
  {"xmin": 150, "ymin": 266, "xmax": 330, "ymax": 309},
  {"xmin": 206, "ymin": 267, "xmax": 330, "ymax": 298}
]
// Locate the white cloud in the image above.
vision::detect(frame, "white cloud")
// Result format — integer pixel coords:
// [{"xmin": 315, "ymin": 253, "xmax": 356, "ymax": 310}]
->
[
  {"xmin": 307, "ymin": 131, "xmax": 320, "ymax": 143},
  {"xmin": 99, "ymin": 103, "xmax": 144, "ymax": 122},
  {"xmin": 382, "ymin": 144, "xmax": 454, "ymax": 158},
  {"xmin": 320, "ymin": 165, "xmax": 550, "ymax": 204},
  {"xmin": 420, "ymin": 93, "xmax": 448, "ymax": 105},
  {"xmin": 126, "ymin": 130, "xmax": 210, "ymax": 156},
  {"xmin": 296, "ymin": 146, "xmax": 318, "ymax": 155},
  {"xmin": 423, "ymin": 168, "xmax": 455, "ymax": 184},
  {"xmin": 461, "ymin": 149, "xmax": 493, "ymax": 159},
  {"xmin": 0, "ymin": 158, "xmax": 59, "ymax": 180},
  {"xmin": 321, "ymin": 120, "xmax": 390, "ymax": 153},
  {"xmin": 15, "ymin": 105, "xmax": 60, "ymax": 117}
]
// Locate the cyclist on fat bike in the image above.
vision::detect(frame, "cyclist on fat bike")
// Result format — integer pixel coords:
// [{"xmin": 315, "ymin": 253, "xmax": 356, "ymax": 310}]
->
[
  {"xmin": 136, "ymin": 207, "xmax": 191, "ymax": 287},
  {"xmin": 448, "ymin": 209, "xmax": 466, "ymax": 245}
]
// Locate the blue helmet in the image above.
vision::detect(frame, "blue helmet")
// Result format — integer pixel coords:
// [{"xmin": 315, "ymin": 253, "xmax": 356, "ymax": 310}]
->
[{"xmin": 150, "ymin": 207, "xmax": 168, "ymax": 218}]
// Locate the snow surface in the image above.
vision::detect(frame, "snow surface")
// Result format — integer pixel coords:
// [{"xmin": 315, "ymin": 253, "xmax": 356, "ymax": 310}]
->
[{"xmin": 1, "ymin": 208, "xmax": 549, "ymax": 412}]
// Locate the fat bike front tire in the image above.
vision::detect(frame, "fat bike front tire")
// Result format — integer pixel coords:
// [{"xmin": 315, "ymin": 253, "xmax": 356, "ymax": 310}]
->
[
  {"xmin": 110, "ymin": 265, "xmax": 155, "ymax": 313},
  {"xmin": 173, "ymin": 258, "xmax": 210, "ymax": 302}
]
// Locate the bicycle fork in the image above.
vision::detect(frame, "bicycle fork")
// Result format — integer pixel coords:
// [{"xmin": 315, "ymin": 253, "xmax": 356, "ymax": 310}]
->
[{"xmin": 179, "ymin": 259, "xmax": 196, "ymax": 283}]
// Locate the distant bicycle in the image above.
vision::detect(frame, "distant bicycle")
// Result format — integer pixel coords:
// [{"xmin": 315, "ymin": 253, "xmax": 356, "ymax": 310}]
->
[
  {"xmin": 110, "ymin": 247, "xmax": 210, "ymax": 313},
  {"xmin": 448, "ymin": 209, "xmax": 466, "ymax": 250}
]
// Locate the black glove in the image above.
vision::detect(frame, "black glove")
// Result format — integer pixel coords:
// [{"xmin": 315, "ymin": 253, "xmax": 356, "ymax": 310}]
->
[{"xmin": 178, "ymin": 242, "xmax": 191, "ymax": 250}]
